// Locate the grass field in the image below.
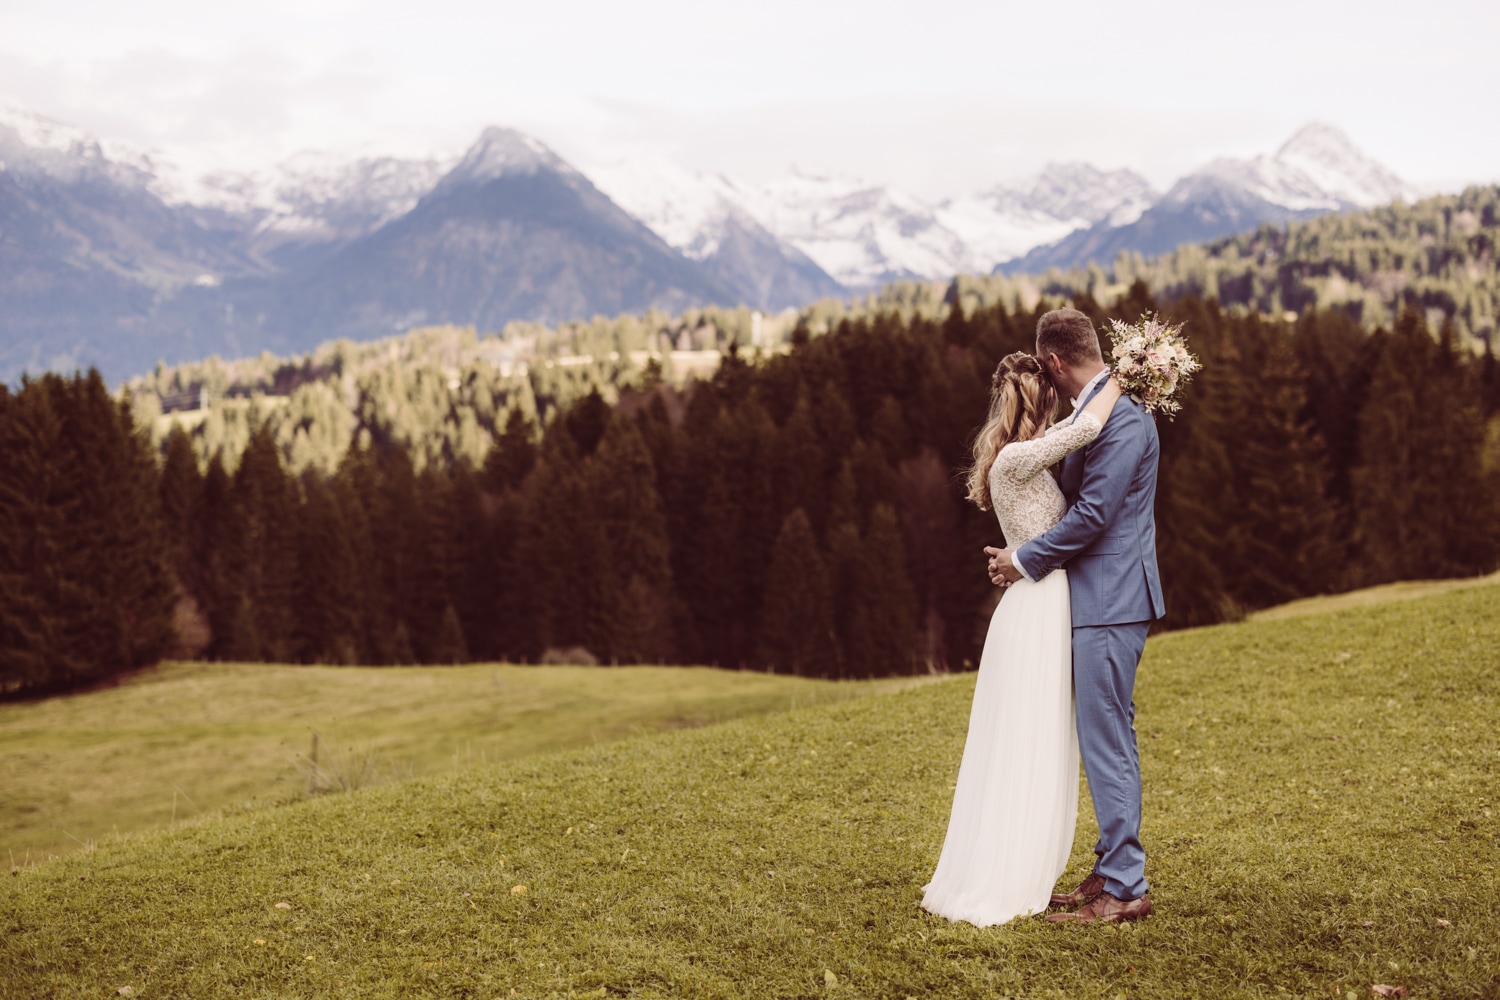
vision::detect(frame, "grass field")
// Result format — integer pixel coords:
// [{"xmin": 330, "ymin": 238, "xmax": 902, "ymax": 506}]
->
[
  {"xmin": 0, "ymin": 662, "xmax": 920, "ymax": 863},
  {"xmin": 2, "ymin": 584, "xmax": 1498, "ymax": 998}
]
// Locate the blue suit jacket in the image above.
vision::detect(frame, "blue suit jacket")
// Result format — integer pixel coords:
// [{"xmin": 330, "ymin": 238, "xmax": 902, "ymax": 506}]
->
[{"xmin": 1016, "ymin": 383, "xmax": 1166, "ymax": 628}]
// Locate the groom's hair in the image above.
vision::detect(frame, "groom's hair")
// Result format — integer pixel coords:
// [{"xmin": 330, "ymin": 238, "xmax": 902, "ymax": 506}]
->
[{"xmin": 1036, "ymin": 308, "xmax": 1103, "ymax": 367}]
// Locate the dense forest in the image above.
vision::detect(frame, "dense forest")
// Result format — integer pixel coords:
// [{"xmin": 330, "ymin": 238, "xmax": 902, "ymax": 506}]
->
[
  {"xmin": 984, "ymin": 184, "xmax": 1500, "ymax": 350},
  {"xmin": 5, "ymin": 285, "xmax": 1499, "ymax": 697},
  {"xmin": 116, "ymin": 186, "xmax": 1500, "ymax": 487}
]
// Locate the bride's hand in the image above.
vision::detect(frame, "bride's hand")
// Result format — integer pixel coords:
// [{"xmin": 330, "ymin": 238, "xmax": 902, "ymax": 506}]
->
[{"xmin": 1081, "ymin": 373, "xmax": 1123, "ymax": 426}]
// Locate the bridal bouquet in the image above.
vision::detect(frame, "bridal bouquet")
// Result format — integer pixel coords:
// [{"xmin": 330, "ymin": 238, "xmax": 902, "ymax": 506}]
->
[{"xmin": 1107, "ymin": 313, "xmax": 1201, "ymax": 418}]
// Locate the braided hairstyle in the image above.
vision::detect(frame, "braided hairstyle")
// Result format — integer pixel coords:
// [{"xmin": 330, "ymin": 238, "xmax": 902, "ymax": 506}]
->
[{"xmin": 964, "ymin": 352, "xmax": 1060, "ymax": 510}]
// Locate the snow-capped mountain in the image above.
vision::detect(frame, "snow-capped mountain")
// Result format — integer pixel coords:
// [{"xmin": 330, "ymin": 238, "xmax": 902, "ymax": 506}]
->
[
  {"xmin": 0, "ymin": 101, "xmax": 163, "ymax": 190},
  {"xmin": 185, "ymin": 151, "xmax": 458, "ymax": 267},
  {"xmin": 0, "ymin": 97, "xmax": 1427, "ymax": 382},
  {"xmin": 598, "ymin": 159, "xmax": 1159, "ymax": 290},
  {"xmin": 244, "ymin": 125, "xmax": 737, "ymax": 341},
  {"xmin": 589, "ymin": 157, "xmax": 844, "ymax": 308},
  {"xmin": 591, "ymin": 156, "xmax": 761, "ymax": 260},
  {"xmin": 733, "ymin": 170, "xmax": 974, "ymax": 288},
  {"xmin": 1269, "ymin": 122, "xmax": 1417, "ymax": 208},
  {"xmin": 1003, "ymin": 123, "xmax": 1418, "ymax": 274},
  {"xmin": 937, "ymin": 164, "xmax": 1158, "ymax": 275}
]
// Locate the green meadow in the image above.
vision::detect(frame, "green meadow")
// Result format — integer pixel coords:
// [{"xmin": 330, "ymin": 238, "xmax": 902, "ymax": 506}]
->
[
  {"xmin": 0, "ymin": 663, "xmax": 920, "ymax": 863},
  {"xmin": 3, "ymin": 584, "xmax": 1498, "ymax": 998}
]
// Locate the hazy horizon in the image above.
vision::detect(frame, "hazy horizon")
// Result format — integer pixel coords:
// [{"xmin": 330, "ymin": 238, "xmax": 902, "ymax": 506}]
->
[{"xmin": 2, "ymin": 0, "xmax": 1496, "ymax": 200}]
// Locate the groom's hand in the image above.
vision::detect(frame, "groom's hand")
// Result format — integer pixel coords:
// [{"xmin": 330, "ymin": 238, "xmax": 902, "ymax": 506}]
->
[{"xmin": 984, "ymin": 546, "xmax": 1023, "ymax": 587}]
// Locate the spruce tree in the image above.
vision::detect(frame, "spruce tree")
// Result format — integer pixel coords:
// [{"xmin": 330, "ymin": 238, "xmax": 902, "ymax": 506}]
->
[
  {"xmin": 1349, "ymin": 308, "xmax": 1494, "ymax": 583},
  {"xmin": 158, "ymin": 427, "xmax": 210, "ymax": 655},
  {"xmin": 772, "ymin": 394, "xmax": 825, "ymax": 537},
  {"xmin": 854, "ymin": 503, "xmax": 919, "ymax": 676},
  {"xmin": 233, "ymin": 428, "xmax": 299, "ymax": 661},
  {"xmin": 199, "ymin": 452, "xmax": 244, "ymax": 659},
  {"xmin": 430, "ymin": 603, "xmax": 469, "ymax": 664},
  {"xmin": 0, "ymin": 378, "xmax": 69, "ymax": 693},
  {"xmin": 0, "ymin": 372, "xmax": 175, "ymax": 693},
  {"xmin": 294, "ymin": 474, "xmax": 363, "ymax": 664},
  {"xmin": 755, "ymin": 508, "xmax": 838, "ymax": 676},
  {"xmin": 589, "ymin": 420, "xmax": 675, "ymax": 664},
  {"xmin": 1226, "ymin": 328, "xmax": 1342, "ymax": 607},
  {"xmin": 481, "ymin": 408, "xmax": 538, "ymax": 494}
]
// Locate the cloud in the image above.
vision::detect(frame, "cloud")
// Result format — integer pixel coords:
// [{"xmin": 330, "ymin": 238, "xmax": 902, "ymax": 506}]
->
[{"xmin": 0, "ymin": 0, "xmax": 1496, "ymax": 195}]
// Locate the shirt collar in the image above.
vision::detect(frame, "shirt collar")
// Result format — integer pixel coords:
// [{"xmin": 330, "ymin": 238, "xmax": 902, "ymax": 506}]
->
[{"xmin": 1070, "ymin": 367, "xmax": 1110, "ymax": 408}]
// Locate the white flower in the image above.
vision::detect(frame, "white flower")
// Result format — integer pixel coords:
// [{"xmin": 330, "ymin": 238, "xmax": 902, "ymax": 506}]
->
[{"xmin": 1107, "ymin": 313, "xmax": 1198, "ymax": 419}]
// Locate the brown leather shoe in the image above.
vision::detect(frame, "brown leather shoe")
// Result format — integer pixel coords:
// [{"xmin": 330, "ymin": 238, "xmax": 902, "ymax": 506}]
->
[
  {"xmin": 1046, "ymin": 891, "xmax": 1152, "ymax": 924},
  {"xmin": 1048, "ymin": 871, "xmax": 1106, "ymax": 908}
]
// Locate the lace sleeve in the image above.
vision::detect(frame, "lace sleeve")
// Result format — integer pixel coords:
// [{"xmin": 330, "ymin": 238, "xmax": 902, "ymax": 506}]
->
[{"xmin": 993, "ymin": 412, "xmax": 1102, "ymax": 482}]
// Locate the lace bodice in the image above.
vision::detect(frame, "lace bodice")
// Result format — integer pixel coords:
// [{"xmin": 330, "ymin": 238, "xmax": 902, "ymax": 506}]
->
[{"xmin": 988, "ymin": 412, "xmax": 1102, "ymax": 548}]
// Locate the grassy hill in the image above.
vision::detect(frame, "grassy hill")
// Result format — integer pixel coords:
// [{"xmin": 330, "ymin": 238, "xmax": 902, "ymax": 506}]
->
[
  {"xmin": 0, "ymin": 663, "xmax": 917, "ymax": 863},
  {"xmin": 3, "ymin": 585, "xmax": 1498, "ymax": 998}
]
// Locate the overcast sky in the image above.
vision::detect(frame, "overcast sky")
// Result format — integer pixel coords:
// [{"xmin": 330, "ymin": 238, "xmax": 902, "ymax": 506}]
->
[{"xmin": 1, "ymin": 0, "xmax": 1494, "ymax": 197}]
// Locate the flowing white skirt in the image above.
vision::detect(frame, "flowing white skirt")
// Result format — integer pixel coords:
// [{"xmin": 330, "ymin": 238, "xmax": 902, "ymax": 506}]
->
[{"xmin": 921, "ymin": 569, "xmax": 1078, "ymax": 926}]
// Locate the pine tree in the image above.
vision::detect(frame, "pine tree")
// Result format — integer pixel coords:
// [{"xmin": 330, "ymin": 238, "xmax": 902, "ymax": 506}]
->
[
  {"xmin": 513, "ymin": 432, "xmax": 601, "ymax": 660},
  {"xmin": 772, "ymin": 394, "xmax": 825, "ymax": 536},
  {"xmin": 430, "ymin": 604, "xmax": 469, "ymax": 664},
  {"xmin": 1224, "ymin": 326, "xmax": 1343, "ymax": 607},
  {"xmin": 199, "ymin": 452, "xmax": 244, "ymax": 659},
  {"xmin": 232, "ymin": 428, "xmax": 299, "ymax": 661},
  {"xmin": 368, "ymin": 445, "xmax": 422, "ymax": 664},
  {"xmin": 481, "ymin": 408, "xmax": 538, "ymax": 494},
  {"xmin": 1152, "ymin": 317, "xmax": 1237, "ymax": 627},
  {"xmin": 854, "ymin": 503, "xmax": 919, "ymax": 676},
  {"xmin": 0, "ymin": 372, "xmax": 175, "ymax": 693},
  {"xmin": 1349, "ymin": 308, "xmax": 1495, "ymax": 583},
  {"xmin": 158, "ymin": 427, "xmax": 210, "ymax": 656},
  {"xmin": 589, "ymin": 420, "xmax": 675, "ymax": 664},
  {"xmin": 562, "ymin": 388, "xmax": 611, "ymax": 458},
  {"xmin": 755, "ymin": 508, "xmax": 838, "ymax": 676},
  {"xmin": 0, "ymin": 378, "xmax": 70, "ymax": 693},
  {"xmin": 294, "ymin": 474, "xmax": 363, "ymax": 663}
]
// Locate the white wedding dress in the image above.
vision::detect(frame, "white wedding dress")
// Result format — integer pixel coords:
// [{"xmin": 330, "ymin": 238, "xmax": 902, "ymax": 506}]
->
[{"xmin": 921, "ymin": 411, "xmax": 1103, "ymax": 926}]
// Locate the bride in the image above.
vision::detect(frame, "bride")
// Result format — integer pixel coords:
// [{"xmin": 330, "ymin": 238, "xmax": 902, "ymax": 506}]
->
[{"xmin": 921, "ymin": 351, "xmax": 1121, "ymax": 926}]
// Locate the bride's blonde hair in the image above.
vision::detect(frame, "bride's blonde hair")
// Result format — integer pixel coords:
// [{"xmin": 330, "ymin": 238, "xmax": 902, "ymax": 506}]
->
[{"xmin": 965, "ymin": 352, "xmax": 1059, "ymax": 510}]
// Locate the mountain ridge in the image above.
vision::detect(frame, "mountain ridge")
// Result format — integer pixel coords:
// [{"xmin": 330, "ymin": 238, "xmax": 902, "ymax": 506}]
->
[{"xmin": 0, "ymin": 102, "xmax": 1428, "ymax": 381}]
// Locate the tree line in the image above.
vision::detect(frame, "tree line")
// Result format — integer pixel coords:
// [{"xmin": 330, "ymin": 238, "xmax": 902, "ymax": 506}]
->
[
  {"xmin": 4, "ymin": 287, "xmax": 1499, "ymax": 696},
  {"xmin": 1004, "ymin": 184, "xmax": 1500, "ymax": 351}
]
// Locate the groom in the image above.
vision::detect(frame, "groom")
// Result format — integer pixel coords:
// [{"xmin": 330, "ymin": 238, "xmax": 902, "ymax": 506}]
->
[{"xmin": 986, "ymin": 307, "xmax": 1166, "ymax": 924}]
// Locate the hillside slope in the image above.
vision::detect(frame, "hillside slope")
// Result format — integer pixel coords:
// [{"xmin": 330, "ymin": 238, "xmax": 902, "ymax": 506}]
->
[
  {"xmin": 0, "ymin": 663, "xmax": 920, "ymax": 862},
  {"xmin": 3, "ymin": 585, "xmax": 1496, "ymax": 998}
]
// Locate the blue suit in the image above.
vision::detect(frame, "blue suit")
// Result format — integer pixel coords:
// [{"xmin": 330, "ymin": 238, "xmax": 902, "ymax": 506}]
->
[{"xmin": 1015, "ymin": 380, "xmax": 1165, "ymax": 900}]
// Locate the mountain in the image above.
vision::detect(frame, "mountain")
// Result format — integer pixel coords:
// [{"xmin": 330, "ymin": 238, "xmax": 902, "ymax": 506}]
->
[
  {"xmin": 186, "ymin": 152, "xmax": 459, "ymax": 269},
  {"xmin": 588, "ymin": 157, "xmax": 844, "ymax": 310},
  {"xmin": 681, "ymin": 163, "xmax": 1156, "ymax": 290},
  {"xmin": 0, "ymin": 113, "xmax": 746, "ymax": 379},
  {"xmin": 732, "ymin": 170, "xmax": 975, "ymax": 289},
  {"xmin": 1002, "ymin": 124, "xmax": 1418, "ymax": 274},
  {"xmin": 169, "ymin": 128, "xmax": 742, "ymax": 358},
  {"xmin": 0, "ymin": 102, "xmax": 263, "ymax": 378},
  {"xmin": 937, "ymin": 164, "xmax": 1157, "ymax": 274},
  {"xmin": 0, "ymin": 102, "xmax": 1427, "ymax": 382}
]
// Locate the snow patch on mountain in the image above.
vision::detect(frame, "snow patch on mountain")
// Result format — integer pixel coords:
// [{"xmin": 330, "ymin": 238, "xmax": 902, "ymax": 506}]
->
[
  {"xmin": 433, "ymin": 127, "xmax": 574, "ymax": 194},
  {"xmin": 936, "ymin": 163, "xmax": 1159, "ymax": 271},
  {"xmin": 589, "ymin": 156, "xmax": 761, "ymax": 260},
  {"xmin": 0, "ymin": 100, "xmax": 163, "ymax": 190},
  {"xmin": 1169, "ymin": 123, "xmax": 1420, "ymax": 215},
  {"xmin": 730, "ymin": 170, "xmax": 972, "ymax": 288},
  {"xmin": 1274, "ymin": 122, "xmax": 1418, "ymax": 208}
]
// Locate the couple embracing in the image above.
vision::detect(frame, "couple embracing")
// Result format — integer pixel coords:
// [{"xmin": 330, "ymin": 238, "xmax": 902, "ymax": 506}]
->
[{"xmin": 922, "ymin": 307, "xmax": 1166, "ymax": 927}]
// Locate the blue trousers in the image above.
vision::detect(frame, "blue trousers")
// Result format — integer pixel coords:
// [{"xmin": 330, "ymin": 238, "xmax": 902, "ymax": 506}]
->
[{"xmin": 1073, "ymin": 621, "xmax": 1151, "ymax": 900}]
